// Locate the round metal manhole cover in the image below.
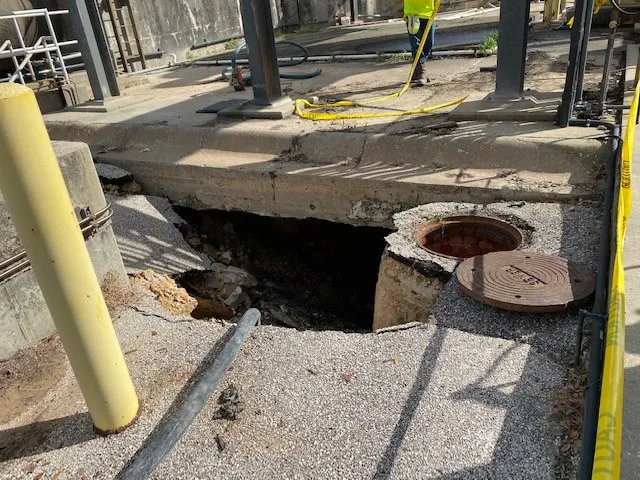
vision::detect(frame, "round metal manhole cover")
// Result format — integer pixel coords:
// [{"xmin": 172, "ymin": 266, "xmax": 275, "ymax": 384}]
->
[{"xmin": 456, "ymin": 251, "xmax": 596, "ymax": 313}]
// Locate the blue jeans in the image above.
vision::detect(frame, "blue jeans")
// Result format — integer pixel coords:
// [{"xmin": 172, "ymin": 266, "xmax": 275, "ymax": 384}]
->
[{"xmin": 408, "ymin": 18, "xmax": 435, "ymax": 63}]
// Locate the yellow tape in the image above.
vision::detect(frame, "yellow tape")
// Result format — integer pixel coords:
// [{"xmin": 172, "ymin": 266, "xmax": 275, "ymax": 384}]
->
[
  {"xmin": 592, "ymin": 78, "xmax": 638, "ymax": 480},
  {"xmin": 294, "ymin": 0, "xmax": 465, "ymax": 121}
]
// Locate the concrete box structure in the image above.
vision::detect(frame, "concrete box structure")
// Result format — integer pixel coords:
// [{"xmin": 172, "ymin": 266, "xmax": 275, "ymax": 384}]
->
[{"xmin": 0, "ymin": 141, "xmax": 127, "ymax": 360}]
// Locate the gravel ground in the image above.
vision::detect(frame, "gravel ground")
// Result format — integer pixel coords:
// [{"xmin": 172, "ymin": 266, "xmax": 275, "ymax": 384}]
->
[
  {"xmin": 108, "ymin": 194, "xmax": 212, "ymax": 275},
  {"xmin": 0, "ymin": 294, "xmax": 565, "ymax": 480}
]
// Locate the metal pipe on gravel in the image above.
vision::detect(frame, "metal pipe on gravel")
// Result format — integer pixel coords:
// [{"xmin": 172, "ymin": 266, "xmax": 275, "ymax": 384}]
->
[{"xmin": 117, "ymin": 308, "xmax": 261, "ymax": 480}]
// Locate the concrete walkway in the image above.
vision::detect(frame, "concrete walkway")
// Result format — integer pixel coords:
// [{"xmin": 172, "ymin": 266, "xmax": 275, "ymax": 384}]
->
[{"xmin": 622, "ymin": 127, "xmax": 640, "ymax": 478}]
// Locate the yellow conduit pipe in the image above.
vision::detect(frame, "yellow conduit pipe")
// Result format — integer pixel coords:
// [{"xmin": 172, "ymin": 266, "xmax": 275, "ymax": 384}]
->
[{"xmin": 0, "ymin": 84, "xmax": 139, "ymax": 434}]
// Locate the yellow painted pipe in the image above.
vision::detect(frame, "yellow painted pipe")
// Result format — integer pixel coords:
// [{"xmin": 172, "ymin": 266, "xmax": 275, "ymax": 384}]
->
[{"xmin": 0, "ymin": 84, "xmax": 139, "ymax": 433}]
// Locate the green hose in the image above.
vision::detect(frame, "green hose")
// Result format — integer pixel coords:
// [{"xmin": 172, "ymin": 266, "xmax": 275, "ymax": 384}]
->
[{"xmin": 221, "ymin": 39, "xmax": 322, "ymax": 85}]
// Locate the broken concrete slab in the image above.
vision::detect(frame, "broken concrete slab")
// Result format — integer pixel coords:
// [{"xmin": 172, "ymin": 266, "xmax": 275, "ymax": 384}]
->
[
  {"xmin": 372, "ymin": 250, "xmax": 443, "ymax": 331},
  {"xmin": 108, "ymin": 194, "xmax": 212, "ymax": 275},
  {"xmin": 0, "ymin": 305, "xmax": 567, "ymax": 479},
  {"xmin": 449, "ymin": 91, "xmax": 561, "ymax": 122},
  {"xmin": 95, "ymin": 162, "xmax": 134, "ymax": 184}
]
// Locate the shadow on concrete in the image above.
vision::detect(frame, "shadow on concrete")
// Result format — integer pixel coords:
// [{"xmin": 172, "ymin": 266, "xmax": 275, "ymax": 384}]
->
[
  {"xmin": 0, "ymin": 412, "xmax": 97, "ymax": 462},
  {"xmin": 116, "ymin": 327, "xmax": 235, "ymax": 479}
]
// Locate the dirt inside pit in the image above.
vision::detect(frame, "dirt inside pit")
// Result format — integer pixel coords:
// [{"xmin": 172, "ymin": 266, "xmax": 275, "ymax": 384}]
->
[{"xmin": 175, "ymin": 208, "xmax": 390, "ymax": 332}]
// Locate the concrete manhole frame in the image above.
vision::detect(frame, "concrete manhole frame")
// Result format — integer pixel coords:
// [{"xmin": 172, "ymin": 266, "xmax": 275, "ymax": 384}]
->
[{"xmin": 414, "ymin": 215, "xmax": 524, "ymax": 260}]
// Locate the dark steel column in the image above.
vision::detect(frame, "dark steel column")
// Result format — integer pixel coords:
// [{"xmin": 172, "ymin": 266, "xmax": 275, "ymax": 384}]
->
[
  {"xmin": 495, "ymin": 0, "xmax": 531, "ymax": 99},
  {"xmin": 557, "ymin": 0, "xmax": 590, "ymax": 126},
  {"xmin": 240, "ymin": 0, "xmax": 284, "ymax": 105},
  {"xmin": 67, "ymin": 0, "xmax": 120, "ymax": 100},
  {"xmin": 576, "ymin": 0, "xmax": 596, "ymax": 102}
]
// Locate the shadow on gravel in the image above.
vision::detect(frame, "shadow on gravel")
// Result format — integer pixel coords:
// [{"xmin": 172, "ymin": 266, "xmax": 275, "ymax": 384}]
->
[
  {"xmin": 372, "ymin": 328, "xmax": 447, "ymax": 480},
  {"xmin": 0, "ymin": 412, "xmax": 96, "ymax": 462}
]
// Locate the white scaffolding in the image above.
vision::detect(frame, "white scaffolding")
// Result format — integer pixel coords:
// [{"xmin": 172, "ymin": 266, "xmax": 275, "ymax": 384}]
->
[{"xmin": 0, "ymin": 8, "xmax": 80, "ymax": 84}]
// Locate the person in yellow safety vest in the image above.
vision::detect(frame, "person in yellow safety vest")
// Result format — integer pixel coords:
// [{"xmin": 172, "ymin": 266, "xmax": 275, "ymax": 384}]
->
[{"xmin": 404, "ymin": 0, "xmax": 435, "ymax": 86}]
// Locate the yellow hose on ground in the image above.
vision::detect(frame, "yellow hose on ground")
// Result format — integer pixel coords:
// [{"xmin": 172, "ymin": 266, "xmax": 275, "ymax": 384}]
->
[{"xmin": 294, "ymin": 0, "xmax": 467, "ymax": 120}]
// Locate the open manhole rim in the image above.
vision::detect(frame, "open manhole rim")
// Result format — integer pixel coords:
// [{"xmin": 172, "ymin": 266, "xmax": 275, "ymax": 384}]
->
[{"xmin": 414, "ymin": 214, "xmax": 525, "ymax": 260}]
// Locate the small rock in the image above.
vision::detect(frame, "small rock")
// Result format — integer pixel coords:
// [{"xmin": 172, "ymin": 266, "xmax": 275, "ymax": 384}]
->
[
  {"xmin": 151, "ymin": 330, "xmax": 158, "ymax": 336},
  {"xmin": 204, "ymin": 272, "xmax": 224, "ymax": 290},
  {"xmin": 220, "ymin": 266, "xmax": 258, "ymax": 288},
  {"xmin": 219, "ymin": 250, "xmax": 233, "ymax": 265},
  {"xmin": 307, "ymin": 368, "xmax": 318, "ymax": 375},
  {"xmin": 223, "ymin": 286, "xmax": 244, "ymax": 310},
  {"xmin": 203, "ymin": 244, "xmax": 218, "ymax": 257},
  {"xmin": 216, "ymin": 434, "xmax": 227, "ymax": 452},
  {"xmin": 141, "ymin": 147, "xmax": 151, "ymax": 152},
  {"xmin": 343, "ymin": 372, "xmax": 352, "ymax": 383},
  {"xmin": 223, "ymin": 222, "xmax": 236, "ymax": 234},
  {"xmin": 269, "ymin": 307, "xmax": 298, "ymax": 328}
]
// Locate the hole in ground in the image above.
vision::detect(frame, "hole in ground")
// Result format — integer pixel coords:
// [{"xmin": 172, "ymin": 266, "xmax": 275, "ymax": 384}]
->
[
  {"xmin": 415, "ymin": 215, "xmax": 523, "ymax": 259},
  {"xmin": 174, "ymin": 207, "xmax": 390, "ymax": 332}
]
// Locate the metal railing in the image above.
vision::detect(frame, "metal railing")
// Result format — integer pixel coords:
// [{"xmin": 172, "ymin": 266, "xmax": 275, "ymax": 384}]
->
[{"xmin": 0, "ymin": 8, "xmax": 80, "ymax": 84}]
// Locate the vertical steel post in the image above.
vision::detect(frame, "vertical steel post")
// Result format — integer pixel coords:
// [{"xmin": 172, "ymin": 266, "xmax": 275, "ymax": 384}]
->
[
  {"xmin": 575, "ymin": 0, "xmax": 596, "ymax": 102},
  {"xmin": 67, "ymin": 0, "xmax": 120, "ymax": 100},
  {"xmin": 240, "ymin": 0, "xmax": 284, "ymax": 105},
  {"xmin": 495, "ymin": 0, "xmax": 531, "ymax": 99},
  {"xmin": 558, "ymin": 0, "xmax": 589, "ymax": 126}
]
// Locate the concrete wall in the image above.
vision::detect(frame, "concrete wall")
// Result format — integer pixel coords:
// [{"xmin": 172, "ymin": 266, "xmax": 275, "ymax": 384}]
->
[
  {"xmin": 130, "ymin": 0, "xmax": 353, "ymax": 61},
  {"xmin": 0, "ymin": 141, "xmax": 127, "ymax": 361}
]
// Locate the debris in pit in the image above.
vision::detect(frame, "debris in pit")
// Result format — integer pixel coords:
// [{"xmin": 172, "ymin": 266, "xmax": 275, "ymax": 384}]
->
[
  {"xmin": 131, "ymin": 269, "xmax": 198, "ymax": 316},
  {"xmin": 214, "ymin": 384, "xmax": 245, "ymax": 421},
  {"xmin": 102, "ymin": 180, "xmax": 143, "ymax": 196},
  {"xmin": 174, "ymin": 207, "xmax": 390, "ymax": 331},
  {"xmin": 268, "ymin": 305, "xmax": 299, "ymax": 328}
]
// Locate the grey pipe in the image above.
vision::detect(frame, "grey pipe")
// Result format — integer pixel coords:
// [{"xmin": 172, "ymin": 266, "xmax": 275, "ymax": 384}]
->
[
  {"xmin": 117, "ymin": 308, "xmax": 261, "ymax": 480},
  {"xmin": 191, "ymin": 50, "xmax": 477, "ymax": 67}
]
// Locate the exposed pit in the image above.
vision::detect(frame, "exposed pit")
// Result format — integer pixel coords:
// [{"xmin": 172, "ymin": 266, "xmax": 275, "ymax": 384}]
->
[
  {"xmin": 415, "ymin": 215, "xmax": 523, "ymax": 259},
  {"xmin": 175, "ymin": 207, "xmax": 390, "ymax": 332}
]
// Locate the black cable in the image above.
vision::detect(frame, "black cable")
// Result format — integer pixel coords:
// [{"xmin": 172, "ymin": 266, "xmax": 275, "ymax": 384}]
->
[{"xmin": 609, "ymin": 0, "xmax": 640, "ymax": 16}]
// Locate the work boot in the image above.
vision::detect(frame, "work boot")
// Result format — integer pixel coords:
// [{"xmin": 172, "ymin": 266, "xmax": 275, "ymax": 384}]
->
[{"xmin": 411, "ymin": 62, "xmax": 429, "ymax": 86}]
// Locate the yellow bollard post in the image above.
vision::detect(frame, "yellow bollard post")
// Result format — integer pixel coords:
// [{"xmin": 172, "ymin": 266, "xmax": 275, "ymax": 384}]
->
[{"xmin": 0, "ymin": 84, "xmax": 139, "ymax": 433}]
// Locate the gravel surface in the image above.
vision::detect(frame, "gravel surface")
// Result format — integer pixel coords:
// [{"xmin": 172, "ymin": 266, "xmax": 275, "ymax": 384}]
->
[
  {"xmin": 0, "ymin": 297, "xmax": 566, "ymax": 479},
  {"xmin": 108, "ymin": 194, "xmax": 212, "ymax": 275}
]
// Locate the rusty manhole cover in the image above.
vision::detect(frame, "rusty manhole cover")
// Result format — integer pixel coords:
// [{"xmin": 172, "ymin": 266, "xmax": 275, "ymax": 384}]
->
[
  {"xmin": 456, "ymin": 251, "xmax": 596, "ymax": 313},
  {"xmin": 415, "ymin": 215, "xmax": 523, "ymax": 259}
]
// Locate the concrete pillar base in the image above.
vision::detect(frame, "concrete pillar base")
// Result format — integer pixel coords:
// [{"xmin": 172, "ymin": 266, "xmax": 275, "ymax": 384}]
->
[
  {"xmin": 372, "ymin": 250, "xmax": 444, "ymax": 331},
  {"xmin": 449, "ymin": 91, "xmax": 560, "ymax": 122},
  {"xmin": 218, "ymin": 96, "xmax": 294, "ymax": 120}
]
